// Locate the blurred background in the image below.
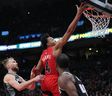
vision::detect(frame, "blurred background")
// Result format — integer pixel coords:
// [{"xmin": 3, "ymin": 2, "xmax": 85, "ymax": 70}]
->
[{"xmin": 0, "ymin": 0, "xmax": 112, "ymax": 95}]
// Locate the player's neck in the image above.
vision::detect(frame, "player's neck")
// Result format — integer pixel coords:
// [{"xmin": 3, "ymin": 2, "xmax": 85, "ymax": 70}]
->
[
  {"xmin": 47, "ymin": 44, "xmax": 54, "ymax": 48},
  {"xmin": 8, "ymin": 69, "xmax": 16, "ymax": 75},
  {"xmin": 59, "ymin": 68, "xmax": 70, "ymax": 75},
  {"xmin": 58, "ymin": 68, "xmax": 65, "ymax": 75}
]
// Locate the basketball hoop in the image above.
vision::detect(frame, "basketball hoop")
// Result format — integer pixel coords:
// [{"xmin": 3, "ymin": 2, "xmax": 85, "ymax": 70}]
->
[{"xmin": 83, "ymin": 7, "xmax": 111, "ymax": 38}]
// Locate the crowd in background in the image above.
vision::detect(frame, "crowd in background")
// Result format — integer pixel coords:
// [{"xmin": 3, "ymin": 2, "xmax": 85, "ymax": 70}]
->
[{"xmin": 0, "ymin": 48, "xmax": 112, "ymax": 96}]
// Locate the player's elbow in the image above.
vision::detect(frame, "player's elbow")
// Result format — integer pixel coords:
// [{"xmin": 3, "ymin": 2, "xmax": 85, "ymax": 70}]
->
[
  {"xmin": 16, "ymin": 86, "xmax": 25, "ymax": 91},
  {"xmin": 36, "ymin": 68, "xmax": 42, "ymax": 75},
  {"xmin": 16, "ymin": 88, "xmax": 22, "ymax": 91}
]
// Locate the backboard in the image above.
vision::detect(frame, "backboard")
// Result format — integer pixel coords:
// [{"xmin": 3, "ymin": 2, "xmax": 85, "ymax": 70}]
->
[{"xmin": 87, "ymin": 0, "xmax": 112, "ymax": 16}]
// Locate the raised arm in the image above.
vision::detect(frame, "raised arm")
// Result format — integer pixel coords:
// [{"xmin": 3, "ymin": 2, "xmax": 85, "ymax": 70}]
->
[
  {"xmin": 19, "ymin": 75, "xmax": 35, "ymax": 90},
  {"xmin": 4, "ymin": 74, "xmax": 43, "ymax": 91},
  {"xmin": 35, "ymin": 59, "xmax": 43, "ymax": 75},
  {"xmin": 54, "ymin": 4, "xmax": 86, "ymax": 52},
  {"xmin": 20, "ymin": 66, "xmax": 39, "ymax": 90}
]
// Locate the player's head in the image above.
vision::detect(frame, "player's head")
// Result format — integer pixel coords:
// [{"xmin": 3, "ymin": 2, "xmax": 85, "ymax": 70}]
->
[
  {"xmin": 2, "ymin": 57, "xmax": 19, "ymax": 72},
  {"xmin": 41, "ymin": 33, "xmax": 56, "ymax": 49},
  {"xmin": 56, "ymin": 53, "xmax": 69, "ymax": 70}
]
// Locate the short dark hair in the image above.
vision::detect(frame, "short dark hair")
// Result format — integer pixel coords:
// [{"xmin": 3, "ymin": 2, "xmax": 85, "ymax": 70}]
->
[
  {"xmin": 56, "ymin": 53, "xmax": 69, "ymax": 69},
  {"xmin": 40, "ymin": 33, "xmax": 50, "ymax": 49}
]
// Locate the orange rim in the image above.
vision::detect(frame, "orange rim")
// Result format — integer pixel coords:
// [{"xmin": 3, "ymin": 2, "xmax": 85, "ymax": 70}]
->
[{"xmin": 84, "ymin": 8, "xmax": 111, "ymax": 18}]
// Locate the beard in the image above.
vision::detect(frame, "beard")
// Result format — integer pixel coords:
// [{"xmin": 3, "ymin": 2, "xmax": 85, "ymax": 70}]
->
[{"xmin": 12, "ymin": 66, "xmax": 19, "ymax": 72}]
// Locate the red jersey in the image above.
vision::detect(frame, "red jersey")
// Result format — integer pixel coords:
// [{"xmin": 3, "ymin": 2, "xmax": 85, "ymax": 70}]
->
[{"xmin": 41, "ymin": 47, "xmax": 59, "ymax": 76}]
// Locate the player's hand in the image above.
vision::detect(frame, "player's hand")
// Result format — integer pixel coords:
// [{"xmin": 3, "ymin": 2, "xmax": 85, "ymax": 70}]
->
[
  {"xmin": 76, "ymin": 3, "xmax": 88, "ymax": 14},
  {"xmin": 34, "ymin": 75, "xmax": 44, "ymax": 82}
]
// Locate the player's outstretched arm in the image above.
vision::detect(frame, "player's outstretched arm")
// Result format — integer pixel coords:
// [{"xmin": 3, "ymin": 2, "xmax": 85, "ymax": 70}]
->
[
  {"xmin": 36, "ymin": 59, "xmax": 43, "ymax": 74},
  {"xmin": 4, "ymin": 74, "xmax": 43, "ymax": 91},
  {"xmin": 54, "ymin": 4, "xmax": 86, "ymax": 51}
]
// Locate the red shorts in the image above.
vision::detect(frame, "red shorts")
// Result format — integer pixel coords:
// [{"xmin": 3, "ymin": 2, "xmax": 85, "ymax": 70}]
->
[{"xmin": 41, "ymin": 75, "xmax": 60, "ymax": 96}]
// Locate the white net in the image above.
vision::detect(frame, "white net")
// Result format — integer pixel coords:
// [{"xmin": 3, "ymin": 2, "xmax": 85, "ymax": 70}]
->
[{"xmin": 83, "ymin": 8, "xmax": 110, "ymax": 38}]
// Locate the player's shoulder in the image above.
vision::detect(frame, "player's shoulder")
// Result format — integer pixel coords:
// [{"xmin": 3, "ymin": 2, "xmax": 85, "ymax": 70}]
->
[
  {"xmin": 3, "ymin": 74, "xmax": 15, "ymax": 83},
  {"xmin": 63, "ymin": 72, "xmax": 73, "ymax": 79},
  {"xmin": 58, "ymin": 72, "xmax": 74, "ymax": 89},
  {"xmin": 4, "ymin": 73, "xmax": 15, "ymax": 78},
  {"xmin": 59, "ymin": 72, "xmax": 73, "ymax": 83},
  {"xmin": 41, "ymin": 50, "xmax": 46, "ymax": 57}
]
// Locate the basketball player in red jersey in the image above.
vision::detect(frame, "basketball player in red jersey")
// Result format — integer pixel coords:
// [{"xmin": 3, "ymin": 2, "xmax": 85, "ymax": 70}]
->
[{"xmin": 32, "ymin": 3, "xmax": 87, "ymax": 96}]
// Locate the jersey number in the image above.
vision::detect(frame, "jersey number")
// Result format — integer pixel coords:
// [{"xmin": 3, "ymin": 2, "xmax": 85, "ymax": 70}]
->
[{"xmin": 45, "ymin": 61, "xmax": 51, "ymax": 73}]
